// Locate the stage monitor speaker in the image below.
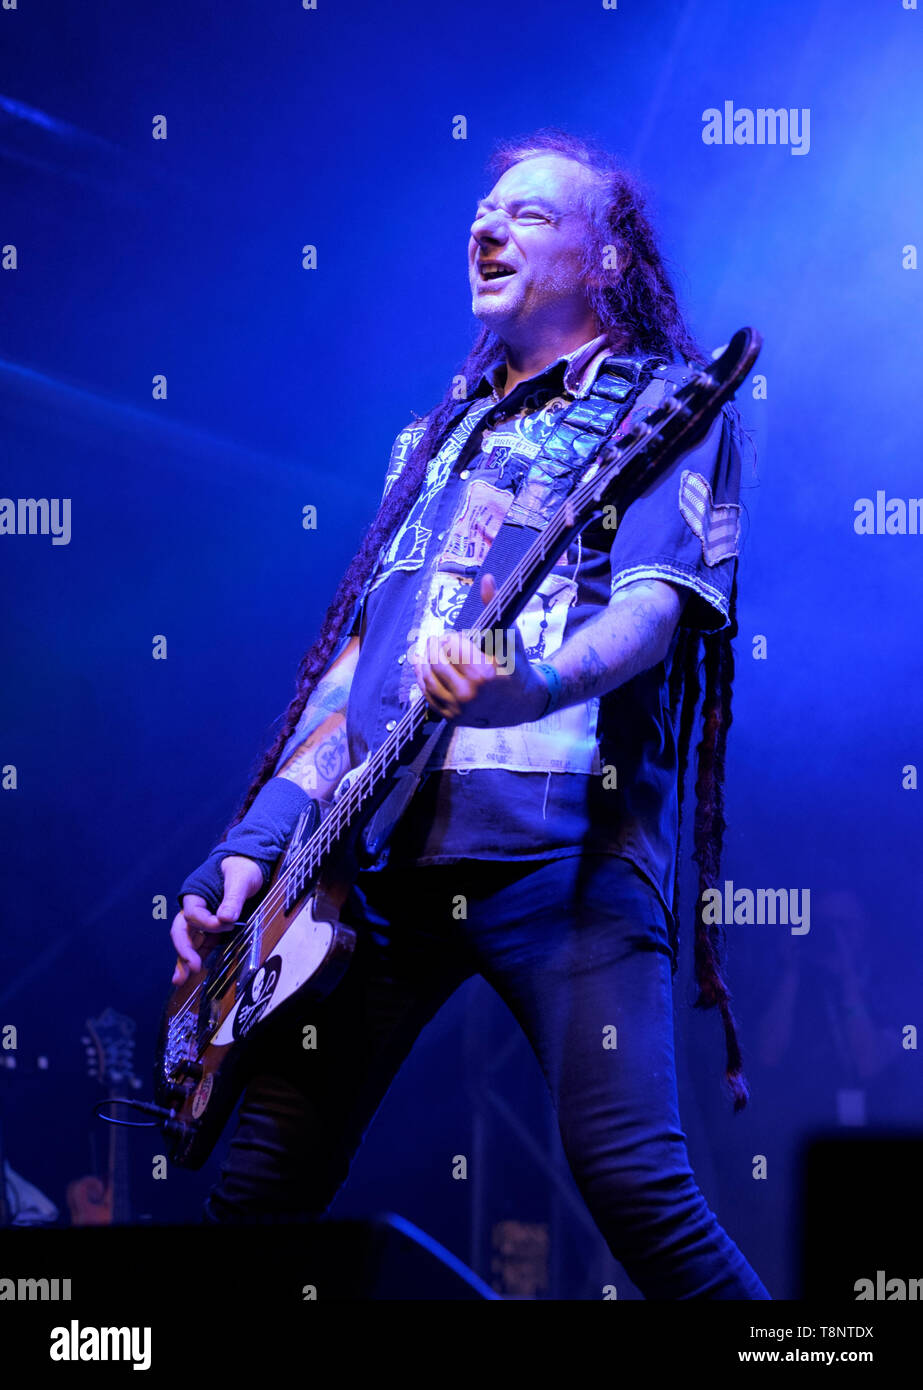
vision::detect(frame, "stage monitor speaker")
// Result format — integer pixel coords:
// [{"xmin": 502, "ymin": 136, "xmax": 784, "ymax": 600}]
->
[{"xmin": 798, "ymin": 1131, "xmax": 923, "ymax": 1300}]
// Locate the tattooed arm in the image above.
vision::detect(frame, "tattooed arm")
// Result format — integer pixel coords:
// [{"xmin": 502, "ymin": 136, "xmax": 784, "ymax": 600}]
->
[
  {"xmin": 417, "ymin": 576, "xmax": 688, "ymax": 728},
  {"xmin": 274, "ymin": 633, "xmax": 360, "ymax": 801},
  {"xmin": 547, "ymin": 579, "xmax": 687, "ymax": 710}
]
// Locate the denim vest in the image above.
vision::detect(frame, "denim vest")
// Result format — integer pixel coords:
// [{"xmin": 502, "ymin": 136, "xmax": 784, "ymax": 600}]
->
[{"xmin": 347, "ymin": 353, "xmax": 669, "ymax": 778}]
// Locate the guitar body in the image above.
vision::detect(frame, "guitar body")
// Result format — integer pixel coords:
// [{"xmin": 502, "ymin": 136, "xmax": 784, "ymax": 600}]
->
[
  {"xmin": 152, "ymin": 327, "xmax": 763, "ymax": 1172},
  {"xmin": 71, "ymin": 1010, "xmax": 140, "ymax": 1222},
  {"xmin": 66, "ymin": 1175, "xmax": 112, "ymax": 1226},
  {"xmin": 154, "ymin": 811, "xmax": 357, "ymax": 1169}
]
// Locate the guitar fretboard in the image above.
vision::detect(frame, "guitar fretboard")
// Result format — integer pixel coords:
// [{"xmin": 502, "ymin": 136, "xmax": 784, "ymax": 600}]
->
[{"xmin": 258, "ymin": 335, "xmax": 759, "ymax": 926}]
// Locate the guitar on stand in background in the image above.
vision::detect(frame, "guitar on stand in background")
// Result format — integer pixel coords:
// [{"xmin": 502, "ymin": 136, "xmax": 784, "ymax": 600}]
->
[{"xmin": 67, "ymin": 1007, "xmax": 141, "ymax": 1226}]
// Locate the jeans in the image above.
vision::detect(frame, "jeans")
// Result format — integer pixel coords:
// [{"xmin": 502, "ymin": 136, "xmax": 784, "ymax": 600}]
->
[{"xmin": 201, "ymin": 852, "xmax": 771, "ymax": 1300}]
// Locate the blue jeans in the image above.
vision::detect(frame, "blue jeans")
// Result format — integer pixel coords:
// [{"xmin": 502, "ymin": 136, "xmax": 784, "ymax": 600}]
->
[{"xmin": 202, "ymin": 852, "xmax": 770, "ymax": 1300}]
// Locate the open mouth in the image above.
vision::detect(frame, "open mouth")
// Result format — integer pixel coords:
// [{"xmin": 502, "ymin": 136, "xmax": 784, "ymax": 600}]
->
[{"xmin": 478, "ymin": 260, "xmax": 516, "ymax": 284}]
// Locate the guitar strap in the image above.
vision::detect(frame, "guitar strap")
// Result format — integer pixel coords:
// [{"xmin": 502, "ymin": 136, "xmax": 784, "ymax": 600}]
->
[
  {"xmin": 447, "ymin": 353, "xmax": 676, "ymax": 630},
  {"xmin": 358, "ymin": 352, "xmax": 678, "ymax": 863}
]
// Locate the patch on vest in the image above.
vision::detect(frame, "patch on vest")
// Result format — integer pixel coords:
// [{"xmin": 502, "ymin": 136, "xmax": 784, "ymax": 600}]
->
[{"xmin": 678, "ymin": 470, "xmax": 740, "ymax": 566}]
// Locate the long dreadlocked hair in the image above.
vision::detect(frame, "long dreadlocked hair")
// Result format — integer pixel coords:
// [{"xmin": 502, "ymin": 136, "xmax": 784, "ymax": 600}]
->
[{"xmin": 229, "ymin": 127, "xmax": 750, "ymax": 1109}]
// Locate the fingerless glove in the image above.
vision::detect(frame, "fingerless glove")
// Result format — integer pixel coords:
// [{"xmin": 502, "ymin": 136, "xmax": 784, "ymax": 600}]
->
[{"xmin": 176, "ymin": 777, "xmax": 319, "ymax": 912}]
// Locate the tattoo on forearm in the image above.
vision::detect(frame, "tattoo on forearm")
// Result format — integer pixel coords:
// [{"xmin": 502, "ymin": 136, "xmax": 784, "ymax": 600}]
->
[
  {"xmin": 284, "ymin": 682, "xmax": 351, "ymax": 755},
  {"xmin": 300, "ymin": 681, "xmax": 348, "ymax": 730},
  {"xmin": 278, "ymin": 719, "xmax": 349, "ymax": 795},
  {"xmin": 315, "ymin": 727, "xmax": 349, "ymax": 782},
  {"xmin": 560, "ymin": 643, "xmax": 608, "ymax": 704},
  {"xmin": 315, "ymin": 681, "xmax": 348, "ymax": 714},
  {"xmin": 551, "ymin": 582, "xmax": 679, "ymax": 709},
  {"xmin": 628, "ymin": 593, "xmax": 667, "ymax": 651}
]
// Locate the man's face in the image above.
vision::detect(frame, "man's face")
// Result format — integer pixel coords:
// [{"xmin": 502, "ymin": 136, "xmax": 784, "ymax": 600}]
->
[{"xmin": 468, "ymin": 153, "xmax": 599, "ymax": 341}]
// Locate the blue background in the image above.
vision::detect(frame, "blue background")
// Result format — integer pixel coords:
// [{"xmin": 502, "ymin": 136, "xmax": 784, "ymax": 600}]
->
[{"xmin": 1, "ymin": 0, "xmax": 921, "ymax": 1297}]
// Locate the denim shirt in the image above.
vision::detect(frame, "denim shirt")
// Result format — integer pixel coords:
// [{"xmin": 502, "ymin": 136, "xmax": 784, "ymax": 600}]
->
[{"xmin": 282, "ymin": 336, "xmax": 744, "ymax": 924}]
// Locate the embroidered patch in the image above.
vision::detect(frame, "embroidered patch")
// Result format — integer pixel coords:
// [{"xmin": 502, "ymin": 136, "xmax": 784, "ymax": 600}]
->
[
  {"xmin": 482, "ymin": 430, "xmax": 543, "ymax": 461},
  {"xmin": 435, "ymin": 477, "xmax": 512, "ymax": 570},
  {"xmin": 678, "ymin": 470, "xmax": 740, "ymax": 566}
]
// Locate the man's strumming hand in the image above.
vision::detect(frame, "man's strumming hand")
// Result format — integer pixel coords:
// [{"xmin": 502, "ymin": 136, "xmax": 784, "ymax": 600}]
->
[
  {"xmin": 171, "ymin": 855, "xmax": 264, "ymax": 986},
  {"xmin": 410, "ymin": 573, "xmax": 551, "ymax": 729}
]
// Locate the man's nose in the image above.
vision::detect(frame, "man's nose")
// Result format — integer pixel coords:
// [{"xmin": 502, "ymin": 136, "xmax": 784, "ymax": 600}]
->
[{"xmin": 470, "ymin": 210, "xmax": 509, "ymax": 244}]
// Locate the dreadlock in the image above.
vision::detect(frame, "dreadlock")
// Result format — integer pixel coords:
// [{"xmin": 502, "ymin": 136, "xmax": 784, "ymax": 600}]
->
[
  {"xmin": 228, "ymin": 126, "xmax": 749, "ymax": 1107},
  {"xmin": 670, "ymin": 572, "xmax": 749, "ymax": 1110}
]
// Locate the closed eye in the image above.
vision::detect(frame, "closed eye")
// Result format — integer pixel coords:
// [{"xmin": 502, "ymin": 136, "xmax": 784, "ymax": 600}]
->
[{"xmin": 473, "ymin": 205, "xmax": 555, "ymax": 224}]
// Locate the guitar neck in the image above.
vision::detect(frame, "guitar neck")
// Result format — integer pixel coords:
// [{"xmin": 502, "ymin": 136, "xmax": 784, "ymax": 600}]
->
[
  {"xmin": 270, "ymin": 332, "xmax": 761, "ymax": 913},
  {"xmin": 108, "ymin": 1083, "xmax": 131, "ymax": 1224}
]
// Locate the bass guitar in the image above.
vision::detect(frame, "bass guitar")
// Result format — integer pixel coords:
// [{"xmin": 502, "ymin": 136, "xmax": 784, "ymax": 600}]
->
[{"xmin": 154, "ymin": 327, "xmax": 762, "ymax": 1168}]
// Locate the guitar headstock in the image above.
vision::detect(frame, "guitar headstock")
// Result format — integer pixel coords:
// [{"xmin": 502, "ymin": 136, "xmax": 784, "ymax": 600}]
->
[
  {"xmin": 585, "ymin": 327, "xmax": 762, "ymax": 509},
  {"xmin": 82, "ymin": 1007, "xmax": 141, "ymax": 1093},
  {"xmin": 622, "ymin": 329, "xmax": 760, "ymax": 447}
]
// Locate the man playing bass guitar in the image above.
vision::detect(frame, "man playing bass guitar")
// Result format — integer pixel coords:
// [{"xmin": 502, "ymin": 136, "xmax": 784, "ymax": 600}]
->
[{"xmin": 170, "ymin": 129, "xmax": 770, "ymax": 1300}]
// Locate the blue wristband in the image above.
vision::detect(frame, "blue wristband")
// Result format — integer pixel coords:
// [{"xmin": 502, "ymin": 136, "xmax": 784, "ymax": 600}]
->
[
  {"xmin": 177, "ymin": 777, "xmax": 318, "ymax": 911},
  {"xmin": 534, "ymin": 661, "xmax": 563, "ymax": 717}
]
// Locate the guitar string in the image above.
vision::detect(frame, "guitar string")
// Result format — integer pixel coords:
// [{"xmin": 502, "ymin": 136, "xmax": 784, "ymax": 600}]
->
[
  {"xmin": 175, "ymin": 458, "xmax": 606, "ymax": 1023},
  {"xmin": 167, "ymin": 387, "xmax": 699, "ymax": 1040},
  {"xmin": 170, "ymin": 482, "xmax": 585, "ymax": 1024},
  {"xmin": 167, "ymin": 384, "xmax": 704, "ymax": 1044},
  {"xmin": 167, "ymin": 386, "xmax": 699, "ymax": 1041}
]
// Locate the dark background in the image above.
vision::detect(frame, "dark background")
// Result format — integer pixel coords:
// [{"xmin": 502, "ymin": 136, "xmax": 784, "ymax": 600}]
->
[{"xmin": 1, "ymin": 0, "xmax": 921, "ymax": 1298}]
